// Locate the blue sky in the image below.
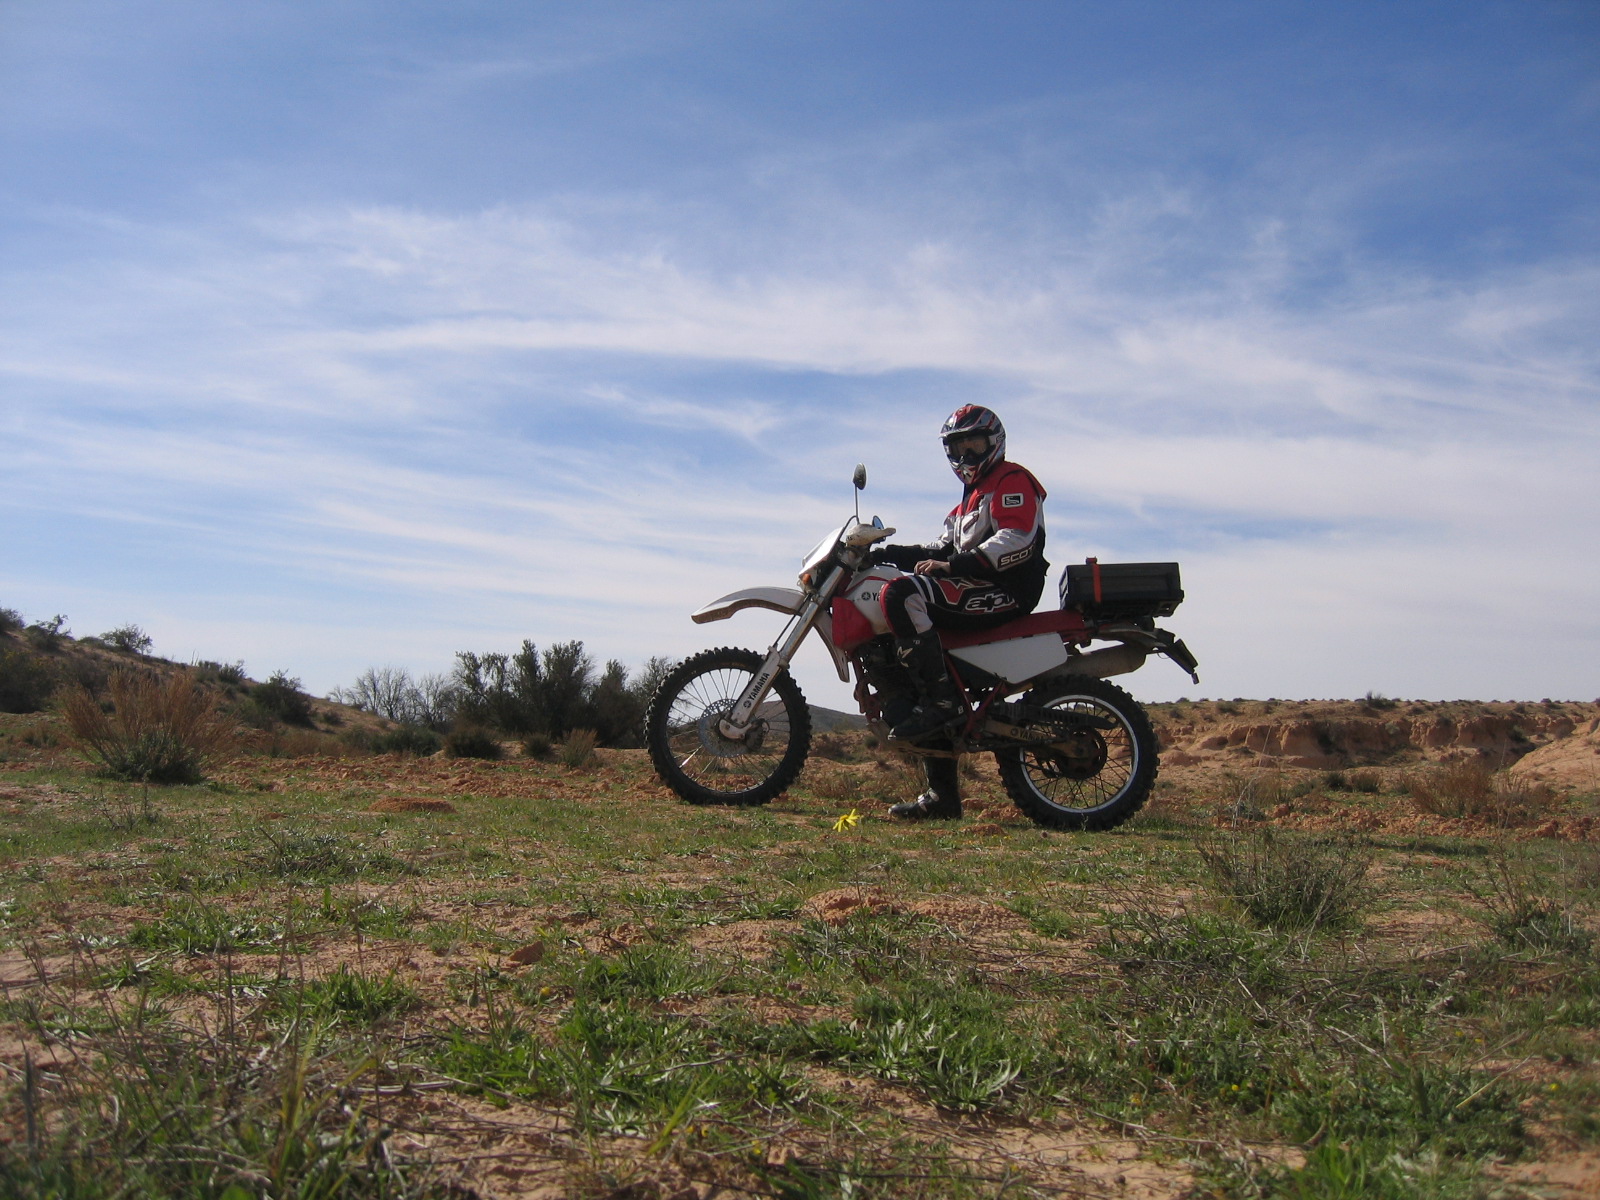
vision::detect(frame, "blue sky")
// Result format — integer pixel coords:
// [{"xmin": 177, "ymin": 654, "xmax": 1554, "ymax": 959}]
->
[{"xmin": 3, "ymin": 1, "xmax": 1597, "ymax": 706}]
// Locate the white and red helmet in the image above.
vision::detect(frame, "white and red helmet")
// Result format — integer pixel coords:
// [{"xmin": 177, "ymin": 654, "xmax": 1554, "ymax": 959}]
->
[{"xmin": 940, "ymin": 405, "xmax": 1006, "ymax": 484}]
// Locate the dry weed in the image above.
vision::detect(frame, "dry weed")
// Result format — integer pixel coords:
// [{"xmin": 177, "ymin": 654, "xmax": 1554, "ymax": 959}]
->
[
  {"xmin": 811, "ymin": 732, "xmax": 855, "ymax": 761},
  {"xmin": 62, "ymin": 668, "xmax": 233, "ymax": 783},
  {"xmin": 1407, "ymin": 759, "xmax": 1556, "ymax": 824},
  {"xmin": 807, "ymin": 765, "xmax": 863, "ymax": 802},
  {"xmin": 1199, "ymin": 828, "xmax": 1378, "ymax": 931},
  {"xmin": 558, "ymin": 727, "xmax": 599, "ymax": 770}
]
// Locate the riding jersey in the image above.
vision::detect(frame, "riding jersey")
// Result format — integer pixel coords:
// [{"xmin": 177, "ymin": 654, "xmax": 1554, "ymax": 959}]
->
[
  {"xmin": 933, "ymin": 460, "xmax": 1048, "ymax": 588},
  {"xmin": 873, "ymin": 458, "xmax": 1050, "ymax": 612}
]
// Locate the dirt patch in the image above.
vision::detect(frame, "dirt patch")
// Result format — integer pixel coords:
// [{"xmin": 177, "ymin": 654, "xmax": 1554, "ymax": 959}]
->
[
  {"xmin": 903, "ymin": 896, "xmax": 1031, "ymax": 938},
  {"xmin": 1493, "ymin": 1148, "xmax": 1600, "ymax": 1198},
  {"xmin": 367, "ymin": 796, "xmax": 458, "ymax": 813},
  {"xmin": 800, "ymin": 886, "xmax": 898, "ymax": 926},
  {"xmin": 685, "ymin": 918, "xmax": 794, "ymax": 959},
  {"xmin": 0, "ymin": 951, "xmax": 80, "ymax": 989},
  {"xmin": 0, "ymin": 783, "xmax": 75, "ymax": 804}
]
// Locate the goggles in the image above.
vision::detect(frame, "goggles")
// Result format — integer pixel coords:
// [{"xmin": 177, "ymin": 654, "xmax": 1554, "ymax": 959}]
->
[{"xmin": 944, "ymin": 433, "xmax": 990, "ymax": 464}]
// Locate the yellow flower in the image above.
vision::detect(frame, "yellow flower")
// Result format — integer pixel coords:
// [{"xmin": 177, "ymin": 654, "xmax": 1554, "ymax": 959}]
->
[{"xmin": 832, "ymin": 808, "xmax": 861, "ymax": 832}]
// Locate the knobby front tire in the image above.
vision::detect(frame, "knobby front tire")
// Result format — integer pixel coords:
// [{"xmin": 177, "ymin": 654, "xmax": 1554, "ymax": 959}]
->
[
  {"xmin": 995, "ymin": 675, "xmax": 1158, "ymax": 831},
  {"xmin": 645, "ymin": 647, "xmax": 813, "ymax": 806}
]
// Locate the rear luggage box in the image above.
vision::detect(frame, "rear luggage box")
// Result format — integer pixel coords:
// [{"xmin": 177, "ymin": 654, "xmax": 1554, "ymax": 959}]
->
[{"xmin": 1060, "ymin": 558, "xmax": 1183, "ymax": 619}]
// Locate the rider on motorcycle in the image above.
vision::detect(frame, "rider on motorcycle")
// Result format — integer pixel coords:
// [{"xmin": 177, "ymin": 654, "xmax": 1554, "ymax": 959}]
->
[{"xmin": 866, "ymin": 405, "xmax": 1049, "ymax": 820}]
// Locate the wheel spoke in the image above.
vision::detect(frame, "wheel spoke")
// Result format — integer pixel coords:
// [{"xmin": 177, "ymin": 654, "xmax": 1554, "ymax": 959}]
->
[
  {"xmin": 996, "ymin": 678, "xmax": 1156, "ymax": 830},
  {"xmin": 646, "ymin": 649, "xmax": 812, "ymax": 805}
]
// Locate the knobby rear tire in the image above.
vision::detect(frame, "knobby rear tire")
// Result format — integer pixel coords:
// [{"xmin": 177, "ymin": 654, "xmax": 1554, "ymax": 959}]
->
[
  {"xmin": 645, "ymin": 647, "xmax": 812, "ymax": 806},
  {"xmin": 995, "ymin": 675, "xmax": 1158, "ymax": 831}
]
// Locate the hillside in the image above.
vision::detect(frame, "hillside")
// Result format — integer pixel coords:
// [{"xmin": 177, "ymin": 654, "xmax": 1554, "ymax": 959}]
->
[
  {"xmin": 1147, "ymin": 696, "xmax": 1600, "ymax": 786},
  {"xmin": 2, "ymin": 624, "xmax": 1596, "ymax": 806}
]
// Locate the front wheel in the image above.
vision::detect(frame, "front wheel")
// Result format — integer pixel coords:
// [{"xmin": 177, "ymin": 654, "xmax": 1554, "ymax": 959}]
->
[
  {"xmin": 995, "ymin": 675, "xmax": 1157, "ymax": 831},
  {"xmin": 645, "ymin": 647, "xmax": 812, "ymax": 806}
]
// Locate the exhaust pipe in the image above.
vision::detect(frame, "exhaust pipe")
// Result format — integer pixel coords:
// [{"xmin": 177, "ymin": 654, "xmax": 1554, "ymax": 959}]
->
[{"xmin": 1040, "ymin": 643, "xmax": 1149, "ymax": 681}]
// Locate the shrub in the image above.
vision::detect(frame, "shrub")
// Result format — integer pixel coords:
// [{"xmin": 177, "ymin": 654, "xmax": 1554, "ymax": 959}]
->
[
  {"xmin": 371, "ymin": 725, "xmax": 443, "ymax": 756},
  {"xmin": 193, "ymin": 659, "xmax": 247, "ymax": 687},
  {"xmin": 334, "ymin": 665, "xmax": 456, "ymax": 729},
  {"xmin": 1199, "ymin": 829, "xmax": 1377, "ymax": 932},
  {"xmin": 257, "ymin": 828, "xmax": 408, "ymax": 880},
  {"xmin": 24, "ymin": 614, "xmax": 69, "ymax": 651},
  {"xmin": 519, "ymin": 730, "xmax": 552, "ymax": 758},
  {"xmin": 807, "ymin": 765, "xmax": 860, "ymax": 802},
  {"xmin": 812, "ymin": 732, "xmax": 855, "ymax": 761},
  {"xmin": 247, "ymin": 670, "xmax": 315, "ymax": 727},
  {"xmin": 444, "ymin": 724, "xmax": 504, "ymax": 760},
  {"xmin": 0, "ymin": 607, "xmax": 23, "ymax": 635},
  {"xmin": 1346, "ymin": 768, "xmax": 1383, "ymax": 794},
  {"xmin": 1407, "ymin": 759, "xmax": 1555, "ymax": 824},
  {"xmin": 100, "ymin": 624, "xmax": 153, "ymax": 655},
  {"xmin": 0, "ymin": 645, "xmax": 59, "ymax": 713},
  {"xmin": 557, "ymin": 727, "xmax": 598, "ymax": 769},
  {"xmin": 1471, "ymin": 852, "xmax": 1593, "ymax": 955},
  {"xmin": 62, "ymin": 670, "xmax": 233, "ymax": 784}
]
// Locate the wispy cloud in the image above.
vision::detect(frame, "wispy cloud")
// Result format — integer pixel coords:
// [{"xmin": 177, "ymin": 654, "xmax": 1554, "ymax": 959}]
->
[{"xmin": 2, "ymin": 3, "xmax": 1595, "ymax": 701}]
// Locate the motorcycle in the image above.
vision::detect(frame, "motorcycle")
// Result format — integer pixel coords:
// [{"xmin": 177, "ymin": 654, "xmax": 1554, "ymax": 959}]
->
[{"xmin": 645, "ymin": 465, "xmax": 1200, "ymax": 830}]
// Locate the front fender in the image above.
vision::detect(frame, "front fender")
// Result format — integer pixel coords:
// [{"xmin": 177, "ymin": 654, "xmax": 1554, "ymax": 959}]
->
[
  {"xmin": 691, "ymin": 586, "xmax": 806, "ymax": 624},
  {"xmin": 690, "ymin": 586, "xmax": 851, "ymax": 683}
]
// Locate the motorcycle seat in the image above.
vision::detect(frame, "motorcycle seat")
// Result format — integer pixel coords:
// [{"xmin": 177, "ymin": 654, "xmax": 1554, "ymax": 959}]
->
[{"xmin": 938, "ymin": 607, "xmax": 1089, "ymax": 651}]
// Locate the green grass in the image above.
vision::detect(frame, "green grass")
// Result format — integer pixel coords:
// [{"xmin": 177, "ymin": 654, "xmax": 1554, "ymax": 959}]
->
[{"xmin": 0, "ymin": 738, "xmax": 1595, "ymax": 1198}]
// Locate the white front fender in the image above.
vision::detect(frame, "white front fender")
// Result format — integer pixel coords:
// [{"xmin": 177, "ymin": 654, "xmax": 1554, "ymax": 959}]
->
[
  {"xmin": 690, "ymin": 586, "xmax": 851, "ymax": 683},
  {"xmin": 691, "ymin": 586, "xmax": 805, "ymax": 624}
]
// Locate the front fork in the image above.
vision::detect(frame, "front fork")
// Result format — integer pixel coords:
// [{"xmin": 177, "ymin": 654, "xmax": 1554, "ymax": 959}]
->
[{"xmin": 716, "ymin": 566, "xmax": 844, "ymax": 739}]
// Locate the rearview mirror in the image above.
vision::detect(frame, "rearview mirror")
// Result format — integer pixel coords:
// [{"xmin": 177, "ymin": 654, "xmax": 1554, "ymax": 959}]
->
[{"xmin": 852, "ymin": 463, "xmax": 867, "ymax": 491}]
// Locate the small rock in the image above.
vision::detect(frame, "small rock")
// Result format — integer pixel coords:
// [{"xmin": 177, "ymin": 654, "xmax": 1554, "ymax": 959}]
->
[{"xmin": 507, "ymin": 941, "xmax": 546, "ymax": 966}]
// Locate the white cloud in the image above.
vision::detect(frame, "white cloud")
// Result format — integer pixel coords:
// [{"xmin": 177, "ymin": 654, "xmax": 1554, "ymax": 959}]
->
[{"xmin": 3, "ymin": 48, "xmax": 1596, "ymax": 704}]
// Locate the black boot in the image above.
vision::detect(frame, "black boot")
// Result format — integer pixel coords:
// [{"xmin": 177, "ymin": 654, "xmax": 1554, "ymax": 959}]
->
[
  {"xmin": 889, "ymin": 753, "xmax": 962, "ymax": 820},
  {"xmin": 858, "ymin": 637, "xmax": 918, "ymax": 729},
  {"xmin": 889, "ymin": 631, "xmax": 966, "ymax": 743}
]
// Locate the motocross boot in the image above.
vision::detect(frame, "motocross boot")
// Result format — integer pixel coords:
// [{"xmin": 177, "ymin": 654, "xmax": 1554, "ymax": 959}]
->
[
  {"xmin": 889, "ymin": 750, "xmax": 962, "ymax": 820},
  {"xmin": 857, "ymin": 637, "xmax": 917, "ymax": 729},
  {"xmin": 889, "ymin": 631, "xmax": 966, "ymax": 743}
]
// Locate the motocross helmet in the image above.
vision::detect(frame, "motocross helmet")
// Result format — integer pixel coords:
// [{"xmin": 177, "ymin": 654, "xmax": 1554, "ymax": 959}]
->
[{"xmin": 940, "ymin": 405, "xmax": 1006, "ymax": 484}]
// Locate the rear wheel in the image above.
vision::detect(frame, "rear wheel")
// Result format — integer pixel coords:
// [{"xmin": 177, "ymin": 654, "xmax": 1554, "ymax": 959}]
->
[
  {"xmin": 995, "ymin": 675, "xmax": 1157, "ymax": 830},
  {"xmin": 645, "ymin": 647, "xmax": 812, "ymax": 806}
]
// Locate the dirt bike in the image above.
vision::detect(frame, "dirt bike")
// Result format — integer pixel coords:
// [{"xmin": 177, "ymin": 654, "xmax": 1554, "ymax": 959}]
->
[{"xmin": 645, "ymin": 465, "xmax": 1200, "ymax": 830}]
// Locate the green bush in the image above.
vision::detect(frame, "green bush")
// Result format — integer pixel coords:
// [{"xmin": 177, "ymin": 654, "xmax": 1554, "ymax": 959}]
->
[
  {"xmin": 247, "ymin": 670, "xmax": 315, "ymax": 727},
  {"xmin": 100, "ymin": 623, "xmax": 153, "ymax": 655},
  {"xmin": 371, "ymin": 725, "xmax": 443, "ymax": 756},
  {"xmin": 24, "ymin": 613, "xmax": 69, "ymax": 651},
  {"xmin": 1348, "ymin": 767, "xmax": 1384, "ymax": 794},
  {"xmin": 444, "ymin": 724, "xmax": 503, "ymax": 760},
  {"xmin": 0, "ymin": 606, "xmax": 23, "ymax": 635},
  {"xmin": 519, "ymin": 730, "xmax": 553, "ymax": 758},
  {"xmin": 0, "ymin": 645, "xmax": 59, "ymax": 713},
  {"xmin": 193, "ymin": 659, "xmax": 247, "ymax": 687}
]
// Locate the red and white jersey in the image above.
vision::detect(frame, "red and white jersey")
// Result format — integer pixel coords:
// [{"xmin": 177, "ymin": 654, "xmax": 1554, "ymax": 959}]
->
[{"xmin": 929, "ymin": 460, "xmax": 1047, "ymax": 580}]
